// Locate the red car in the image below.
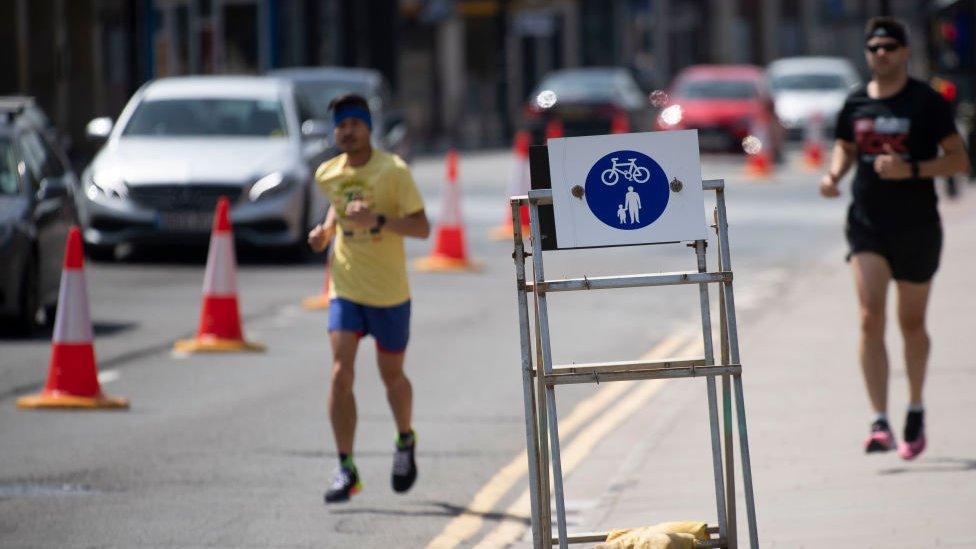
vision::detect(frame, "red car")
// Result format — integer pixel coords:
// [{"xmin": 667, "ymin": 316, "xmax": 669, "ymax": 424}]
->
[{"xmin": 655, "ymin": 65, "xmax": 783, "ymax": 160}]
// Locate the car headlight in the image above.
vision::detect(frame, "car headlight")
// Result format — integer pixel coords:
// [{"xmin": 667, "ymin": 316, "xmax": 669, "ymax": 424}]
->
[
  {"xmin": 248, "ymin": 172, "xmax": 295, "ymax": 201},
  {"xmin": 659, "ymin": 105, "xmax": 682, "ymax": 127},
  {"xmin": 85, "ymin": 172, "xmax": 128, "ymax": 200}
]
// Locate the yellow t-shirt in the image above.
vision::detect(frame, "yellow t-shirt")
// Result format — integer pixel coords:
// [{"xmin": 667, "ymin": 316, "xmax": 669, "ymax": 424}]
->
[{"xmin": 315, "ymin": 150, "xmax": 425, "ymax": 307}]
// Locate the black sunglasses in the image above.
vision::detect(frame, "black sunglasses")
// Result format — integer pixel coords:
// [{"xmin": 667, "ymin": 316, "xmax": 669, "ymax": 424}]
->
[{"xmin": 866, "ymin": 43, "xmax": 902, "ymax": 53}]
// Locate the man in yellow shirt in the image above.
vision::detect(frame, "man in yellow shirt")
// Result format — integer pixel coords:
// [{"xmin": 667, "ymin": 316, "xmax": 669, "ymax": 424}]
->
[{"xmin": 307, "ymin": 94, "xmax": 430, "ymax": 503}]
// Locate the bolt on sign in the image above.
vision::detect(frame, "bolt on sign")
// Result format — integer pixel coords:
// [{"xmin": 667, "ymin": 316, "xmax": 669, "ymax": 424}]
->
[{"xmin": 548, "ymin": 130, "xmax": 706, "ymax": 249}]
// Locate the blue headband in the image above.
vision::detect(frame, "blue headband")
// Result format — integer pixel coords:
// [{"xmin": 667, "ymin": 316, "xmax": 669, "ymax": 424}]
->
[{"xmin": 334, "ymin": 106, "xmax": 372, "ymax": 130}]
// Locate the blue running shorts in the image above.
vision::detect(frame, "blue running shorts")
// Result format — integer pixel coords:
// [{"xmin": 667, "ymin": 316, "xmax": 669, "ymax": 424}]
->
[{"xmin": 328, "ymin": 298, "xmax": 411, "ymax": 353}]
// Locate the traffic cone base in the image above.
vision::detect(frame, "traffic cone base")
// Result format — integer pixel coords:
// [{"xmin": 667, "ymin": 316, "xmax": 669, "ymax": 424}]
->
[
  {"xmin": 17, "ymin": 392, "xmax": 129, "ymax": 410},
  {"xmin": 413, "ymin": 255, "xmax": 483, "ymax": 272},
  {"xmin": 173, "ymin": 336, "xmax": 265, "ymax": 353},
  {"xmin": 301, "ymin": 294, "xmax": 331, "ymax": 310}
]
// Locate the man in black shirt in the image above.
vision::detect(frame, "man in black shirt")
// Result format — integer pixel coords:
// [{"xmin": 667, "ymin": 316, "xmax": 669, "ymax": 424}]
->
[{"xmin": 821, "ymin": 17, "xmax": 970, "ymax": 460}]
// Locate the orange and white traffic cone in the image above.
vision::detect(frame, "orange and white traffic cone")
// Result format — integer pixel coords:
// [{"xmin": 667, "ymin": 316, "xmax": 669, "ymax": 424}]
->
[
  {"xmin": 743, "ymin": 117, "xmax": 773, "ymax": 180},
  {"xmin": 489, "ymin": 130, "xmax": 532, "ymax": 241},
  {"xmin": 174, "ymin": 197, "xmax": 264, "ymax": 352},
  {"xmin": 545, "ymin": 118, "xmax": 564, "ymax": 141},
  {"xmin": 800, "ymin": 112, "xmax": 825, "ymax": 171},
  {"xmin": 17, "ymin": 227, "xmax": 128, "ymax": 409},
  {"xmin": 302, "ymin": 245, "xmax": 333, "ymax": 310},
  {"xmin": 414, "ymin": 149, "xmax": 482, "ymax": 272}
]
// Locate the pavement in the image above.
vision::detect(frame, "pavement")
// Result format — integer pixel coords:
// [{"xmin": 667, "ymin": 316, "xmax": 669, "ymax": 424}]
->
[{"xmin": 503, "ymin": 184, "xmax": 976, "ymax": 547}]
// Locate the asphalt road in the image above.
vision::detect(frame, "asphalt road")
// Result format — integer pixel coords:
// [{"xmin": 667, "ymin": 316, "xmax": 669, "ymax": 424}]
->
[{"xmin": 0, "ymin": 149, "xmax": 855, "ymax": 547}]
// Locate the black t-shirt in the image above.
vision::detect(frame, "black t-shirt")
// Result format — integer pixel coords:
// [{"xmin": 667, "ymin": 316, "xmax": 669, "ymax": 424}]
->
[{"xmin": 835, "ymin": 78, "xmax": 956, "ymax": 229}]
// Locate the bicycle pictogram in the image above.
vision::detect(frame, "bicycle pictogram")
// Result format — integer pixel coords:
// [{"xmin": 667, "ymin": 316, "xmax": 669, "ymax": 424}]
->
[{"xmin": 600, "ymin": 157, "xmax": 651, "ymax": 186}]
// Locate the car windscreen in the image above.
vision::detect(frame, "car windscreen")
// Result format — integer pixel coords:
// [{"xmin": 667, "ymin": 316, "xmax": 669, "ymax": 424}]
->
[
  {"xmin": 0, "ymin": 139, "xmax": 19, "ymax": 196},
  {"xmin": 123, "ymin": 98, "xmax": 288, "ymax": 137},
  {"xmin": 293, "ymin": 82, "xmax": 371, "ymax": 119},
  {"xmin": 676, "ymin": 79, "xmax": 758, "ymax": 99},
  {"xmin": 770, "ymin": 73, "xmax": 848, "ymax": 92},
  {"xmin": 534, "ymin": 72, "xmax": 620, "ymax": 102}
]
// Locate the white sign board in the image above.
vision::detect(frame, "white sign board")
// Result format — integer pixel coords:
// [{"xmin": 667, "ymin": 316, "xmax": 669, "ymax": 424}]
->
[{"xmin": 548, "ymin": 130, "xmax": 706, "ymax": 248}]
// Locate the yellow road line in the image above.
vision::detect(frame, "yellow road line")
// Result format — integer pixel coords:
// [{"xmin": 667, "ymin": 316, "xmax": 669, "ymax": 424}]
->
[
  {"xmin": 425, "ymin": 329, "xmax": 696, "ymax": 549},
  {"xmin": 473, "ymin": 336, "xmax": 704, "ymax": 548}
]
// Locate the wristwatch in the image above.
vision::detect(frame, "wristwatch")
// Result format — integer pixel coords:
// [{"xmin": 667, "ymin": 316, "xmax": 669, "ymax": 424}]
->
[
  {"xmin": 375, "ymin": 214, "xmax": 387, "ymax": 230},
  {"xmin": 910, "ymin": 161, "xmax": 920, "ymax": 179}
]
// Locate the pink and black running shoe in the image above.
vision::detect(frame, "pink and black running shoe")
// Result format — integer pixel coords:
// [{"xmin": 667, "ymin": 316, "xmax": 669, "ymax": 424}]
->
[
  {"xmin": 897, "ymin": 432, "xmax": 926, "ymax": 460},
  {"xmin": 864, "ymin": 420, "xmax": 896, "ymax": 453}
]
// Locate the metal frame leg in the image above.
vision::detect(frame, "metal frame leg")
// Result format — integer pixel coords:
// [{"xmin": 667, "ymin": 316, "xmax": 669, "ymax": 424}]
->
[
  {"xmin": 512, "ymin": 201, "xmax": 544, "ymax": 548},
  {"xmin": 696, "ymin": 240, "xmax": 729, "ymax": 539},
  {"xmin": 715, "ymin": 185, "xmax": 759, "ymax": 548},
  {"xmin": 533, "ymin": 292, "xmax": 552, "ymax": 543},
  {"xmin": 715, "ymin": 206, "xmax": 738, "ymax": 548},
  {"xmin": 528, "ymin": 200, "xmax": 569, "ymax": 549}
]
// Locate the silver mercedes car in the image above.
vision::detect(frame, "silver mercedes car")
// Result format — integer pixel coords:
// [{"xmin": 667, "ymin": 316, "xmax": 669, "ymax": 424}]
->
[{"xmin": 79, "ymin": 76, "xmax": 328, "ymax": 259}]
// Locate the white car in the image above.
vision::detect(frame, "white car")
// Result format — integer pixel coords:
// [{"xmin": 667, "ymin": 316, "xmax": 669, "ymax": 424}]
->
[
  {"xmin": 768, "ymin": 57, "xmax": 861, "ymax": 140},
  {"xmin": 79, "ymin": 76, "xmax": 329, "ymax": 259}
]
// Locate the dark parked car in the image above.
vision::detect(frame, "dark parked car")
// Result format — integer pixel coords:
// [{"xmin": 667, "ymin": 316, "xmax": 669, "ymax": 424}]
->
[
  {"xmin": 269, "ymin": 67, "xmax": 411, "ymax": 164},
  {"xmin": 0, "ymin": 96, "xmax": 68, "ymax": 153},
  {"xmin": 522, "ymin": 67, "xmax": 655, "ymax": 144},
  {"xmin": 0, "ymin": 103, "xmax": 78, "ymax": 334}
]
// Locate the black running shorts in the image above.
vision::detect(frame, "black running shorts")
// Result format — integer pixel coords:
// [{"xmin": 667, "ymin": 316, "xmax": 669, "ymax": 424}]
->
[{"xmin": 845, "ymin": 214, "xmax": 942, "ymax": 283}]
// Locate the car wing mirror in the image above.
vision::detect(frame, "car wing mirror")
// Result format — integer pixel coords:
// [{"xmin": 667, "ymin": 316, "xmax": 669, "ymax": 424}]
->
[{"xmin": 86, "ymin": 117, "xmax": 114, "ymax": 142}]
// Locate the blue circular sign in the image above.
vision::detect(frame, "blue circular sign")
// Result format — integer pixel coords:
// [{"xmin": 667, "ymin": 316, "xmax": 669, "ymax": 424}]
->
[{"xmin": 584, "ymin": 150, "xmax": 669, "ymax": 230}]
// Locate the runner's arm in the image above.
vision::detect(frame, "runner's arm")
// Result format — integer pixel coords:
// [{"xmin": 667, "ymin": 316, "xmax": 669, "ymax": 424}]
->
[
  {"xmin": 917, "ymin": 133, "xmax": 971, "ymax": 178},
  {"xmin": 827, "ymin": 139, "xmax": 856, "ymax": 183},
  {"xmin": 307, "ymin": 206, "xmax": 337, "ymax": 252},
  {"xmin": 820, "ymin": 139, "xmax": 856, "ymax": 197},
  {"xmin": 385, "ymin": 209, "xmax": 430, "ymax": 239}
]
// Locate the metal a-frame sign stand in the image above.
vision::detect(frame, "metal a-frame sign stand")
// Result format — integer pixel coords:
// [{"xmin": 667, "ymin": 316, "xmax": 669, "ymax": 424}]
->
[{"xmin": 509, "ymin": 144, "xmax": 758, "ymax": 548}]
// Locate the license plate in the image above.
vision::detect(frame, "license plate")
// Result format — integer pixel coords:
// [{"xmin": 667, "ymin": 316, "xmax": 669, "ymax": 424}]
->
[{"xmin": 161, "ymin": 212, "xmax": 214, "ymax": 232}]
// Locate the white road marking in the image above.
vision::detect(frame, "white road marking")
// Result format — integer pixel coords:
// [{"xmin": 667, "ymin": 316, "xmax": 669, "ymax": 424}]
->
[{"xmin": 96, "ymin": 369, "xmax": 120, "ymax": 384}]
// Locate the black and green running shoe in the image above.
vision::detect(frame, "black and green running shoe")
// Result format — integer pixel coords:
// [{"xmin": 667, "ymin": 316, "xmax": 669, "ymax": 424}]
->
[
  {"xmin": 324, "ymin": 465, "xmax": 362, "ymax": 503},
  {"xmin": 392, "ymin": 432, "xmax": 417, "ymax": 493}
]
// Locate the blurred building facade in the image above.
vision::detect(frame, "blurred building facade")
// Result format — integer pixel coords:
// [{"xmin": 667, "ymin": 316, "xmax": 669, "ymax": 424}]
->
[{"xmin": 0, "ymin": 0, "xmax": 971, "ymax": 158}]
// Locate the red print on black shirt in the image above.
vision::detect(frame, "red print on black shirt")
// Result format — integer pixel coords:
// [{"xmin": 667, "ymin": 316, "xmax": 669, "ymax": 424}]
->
[{"xmin": 854, "ymin": 116, "xmax": 910, "ymax": 158}]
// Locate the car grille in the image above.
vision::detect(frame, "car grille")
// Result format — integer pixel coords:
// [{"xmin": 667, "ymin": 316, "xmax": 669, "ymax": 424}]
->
[{"xmin": 127, "ymin": 184, "xmax": 242, "ymax": 212}]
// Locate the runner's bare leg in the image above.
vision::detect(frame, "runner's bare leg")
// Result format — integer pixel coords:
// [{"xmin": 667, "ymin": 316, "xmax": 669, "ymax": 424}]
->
[
  {"xmin": 378, "ymin": 350, "xmax": 413, "ymax": 433},
  {"xmin": 851, "ymin": 252, "xmax": 892, "ymax": 414},
  {"xmin": 329, "ymin": 330, "xmax": 360, "ymax": 455},
  {"xmin": 896, "ymin": 280, "xmax": 933, "ymax": 406}
]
